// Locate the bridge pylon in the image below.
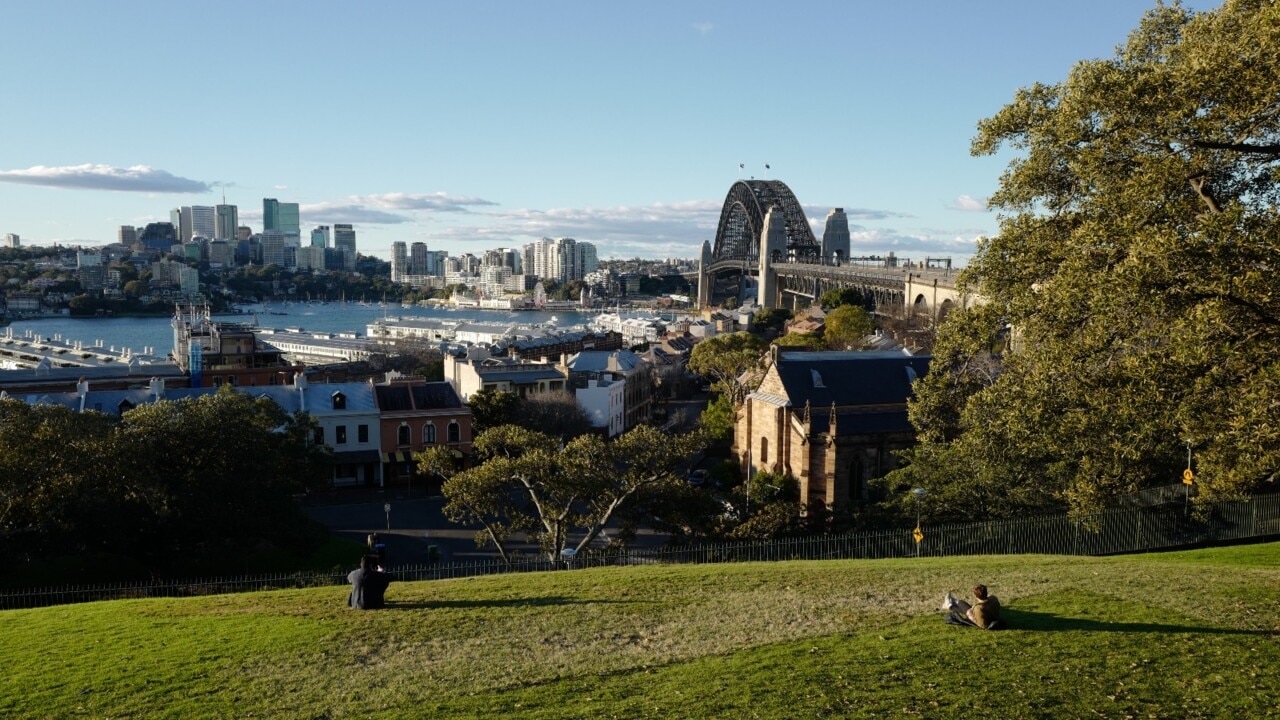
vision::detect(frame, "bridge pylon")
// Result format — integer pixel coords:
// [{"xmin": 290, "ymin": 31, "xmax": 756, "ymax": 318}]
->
[{"xmin": 757, "ymin": 208, "xmax": 787, "ymax": 309}]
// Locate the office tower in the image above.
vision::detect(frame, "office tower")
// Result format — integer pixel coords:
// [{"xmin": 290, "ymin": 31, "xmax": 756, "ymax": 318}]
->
[
  {"xmin": 139, "ymin": 222, "xmax": 177, "ymax": 252},
  {"xmin": 263, "ymin": 198, "xmax": 279, "ymax": 231},
  {"xmin": 822, "ymin": 208, "xmax": 850, "ymax": 262},
  {"xmin": 117, "ymin": 226, "xmax": 137, "ymax": 246},
  {"xmin": 391, "ymin": 241, "xmax": 408, "ymax": 282},
  {"xmin": 208, "ymin": 240, "xmax": 233, "ymax": 266},
  {"xmin": 170, "ymin": 207, "xmax": 194, "ymax": 242},
  {"xmin": 295, "ymin": 245, "xmax": 326, "ymax": 271},
  {"xmin": 191, "ymin": 205, "xmax": 216, "ymax": 240},
  {"xmin": 410, "ymin": 242, "xmax": 428, "ymax": 275},
  {"xmin": 260, "ymin": 231, "xmax": 288, "ymax": 266},
  {"xmin": 236, "ymin": 226, "xmax": 252, "ymax": 242},
  {"xmin": 333, "ymin": 224, "xmax": 356, "ymax": 270},
  {"xmin": 215, "ymin": 204, "xmax": 239, "ymax": 240},
  {"xmin": 278, "ymin": 202, "xmax": 300, "ymax": 237},
  {"xmin": 311, "ymin": 226, "xmax": 330, "ymax": 248}
]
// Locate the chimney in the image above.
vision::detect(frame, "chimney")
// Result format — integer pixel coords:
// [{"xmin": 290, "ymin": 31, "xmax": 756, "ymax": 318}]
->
[{"xmin": 149, "ymin": 377, "xmax": 165, "ymax": 401}]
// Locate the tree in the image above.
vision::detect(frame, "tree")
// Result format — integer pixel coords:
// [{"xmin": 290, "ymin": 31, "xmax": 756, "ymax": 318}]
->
[
  {"xmin": 687, "ymin": 332, "xmax": 768, "ymax": 406},
  {"xmin": 698, "ymin": 394, "xmax": 736, "ymax": 441},
  {"xmin": 466, "ymin": 387, "xmax": 519, "ymax": 433},
  {"xmin": 516, "ymin": 391, "xmax": 594, "ymax": 440},
  {"xmin": 425, "ymin": 424, "xmax": 707, "ymax": 563},
  {"xmin": 818, "ymin": 287, "xmax": 871, "ymax": 311},
  {"xmin": 822, "ymin": 305, "xmax": 876, "ymax": 350},
  {"xmin": 772, "ymin": 332, "xmax": 827, "ymax": 351},
  {"xmin": 894, "ymin": 1, "xmax": 1280, "ymax": 518},
  {"xmin": 752, "ymin": 307, "xmax": 792, "ymax": 334}
]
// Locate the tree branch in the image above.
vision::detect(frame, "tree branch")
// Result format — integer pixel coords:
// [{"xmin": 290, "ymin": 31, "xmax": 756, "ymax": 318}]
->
[
  {"xmin": 1189, "ymin": 139, "xmax": 1280, "ymax": 155},
  {"xmin": 1187, "ymin": 174, "xmax": 1222, "ymax": 214}
]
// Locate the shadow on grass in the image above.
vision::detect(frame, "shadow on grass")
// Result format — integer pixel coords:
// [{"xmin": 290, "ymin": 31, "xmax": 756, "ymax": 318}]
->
[
  {"xmin": 1002, "ymin": 608, "xmax": 1277, "ymax": 636},
  {"xmin": 383, "ymin": 597, "xmax": 636, "ymax": 610}
]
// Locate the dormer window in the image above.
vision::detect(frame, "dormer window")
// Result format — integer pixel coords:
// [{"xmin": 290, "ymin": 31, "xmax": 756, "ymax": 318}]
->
[{"xmin": 332, "ymin": 391, "xmax": 346, "ymax": 410}]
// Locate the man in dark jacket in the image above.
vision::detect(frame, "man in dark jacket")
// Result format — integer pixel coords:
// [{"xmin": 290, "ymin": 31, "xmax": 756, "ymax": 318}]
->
[{"xmin": 347, "ymin": 555, "xmax": 393, "ymax": 609}]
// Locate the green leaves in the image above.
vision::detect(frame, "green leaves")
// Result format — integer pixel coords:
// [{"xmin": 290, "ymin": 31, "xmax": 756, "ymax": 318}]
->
[{"xmin": 900, "ymin": 0, "xmax": 1280, "ymax": 518}]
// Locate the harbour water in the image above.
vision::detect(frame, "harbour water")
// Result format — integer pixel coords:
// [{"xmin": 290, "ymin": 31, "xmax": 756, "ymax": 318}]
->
[{"xmin": 7, "ymin": 303, "xmax": 597, "ymax": 359}]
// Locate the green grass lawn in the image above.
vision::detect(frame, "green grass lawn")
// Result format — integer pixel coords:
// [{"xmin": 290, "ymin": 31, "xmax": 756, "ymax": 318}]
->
[{"xmin": 2, "ymin": 543, "xmax": 1277, "ymax": 719}]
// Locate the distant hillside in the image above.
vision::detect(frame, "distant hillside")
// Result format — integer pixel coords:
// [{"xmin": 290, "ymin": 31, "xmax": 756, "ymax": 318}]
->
[{"xmin": 2, "ymin": 544, "xmax": 1277, "ymax": 719}]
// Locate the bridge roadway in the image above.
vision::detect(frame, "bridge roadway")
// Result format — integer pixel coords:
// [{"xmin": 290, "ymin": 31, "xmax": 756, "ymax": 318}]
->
[{"xmin": 702, "ymin": 257, "xmax": 964, "ymax": 313}]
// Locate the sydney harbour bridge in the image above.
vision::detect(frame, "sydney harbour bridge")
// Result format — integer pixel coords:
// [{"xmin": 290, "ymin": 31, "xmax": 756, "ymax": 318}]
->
[{"xmin": 694, "ymin": 180, "xmax": 968, "ymax": 318}]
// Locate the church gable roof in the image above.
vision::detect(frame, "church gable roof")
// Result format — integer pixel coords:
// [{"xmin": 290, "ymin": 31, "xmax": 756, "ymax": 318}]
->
[{"xmin": 772, "ymin": 351, "xmax": 931, "ymax": 408}]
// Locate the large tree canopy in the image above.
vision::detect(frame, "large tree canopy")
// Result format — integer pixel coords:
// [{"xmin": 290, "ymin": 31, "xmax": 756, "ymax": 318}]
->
[{"xmin": 894, "ymin": 0, "xmax": 1280, "ymax": 518}]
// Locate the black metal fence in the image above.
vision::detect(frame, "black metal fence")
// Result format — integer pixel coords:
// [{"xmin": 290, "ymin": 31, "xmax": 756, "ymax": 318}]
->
[{"xmin": 3, "ymin": 494, "xmax": 1277, "ymax": 611}]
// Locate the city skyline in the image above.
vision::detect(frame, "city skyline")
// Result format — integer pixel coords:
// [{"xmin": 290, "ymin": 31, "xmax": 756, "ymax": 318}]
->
[{"xmin": 0, "ymin": 0, "xmax": 1221, "ymax": 265}]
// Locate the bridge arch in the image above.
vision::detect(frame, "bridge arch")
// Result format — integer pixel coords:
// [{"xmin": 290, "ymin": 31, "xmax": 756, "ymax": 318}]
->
[{"xmin": 711, "ymin": 180, "xmax": 819, "ymax": 264}]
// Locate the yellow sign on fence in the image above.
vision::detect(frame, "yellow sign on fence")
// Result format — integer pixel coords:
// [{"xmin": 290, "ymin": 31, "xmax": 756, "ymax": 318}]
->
[
  {"xmin": 913, "ymin": 527, "xmax": 924, "ymax": 543},
  {"xmin": 1183, "ymin": 468, "xmax": 1195, "ymax": 485}
]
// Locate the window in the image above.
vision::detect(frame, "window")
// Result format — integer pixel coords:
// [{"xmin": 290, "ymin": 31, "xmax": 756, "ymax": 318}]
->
[
  {"xmin": 397, "ymin": 424, "xmax": 411, "ymax": 446},
  {"xmin": 314, "ymin": 427, "xmax": 324, "ymax": 445},
  {"xmin": 336, "ymin": 425, "xmax": 347, "ymax": 444},
  {"xmin": 447, "ymin": 421, "xmax": 460, "ymax": 444},
  {"xmin": 358, "ymin": 424, "xmax": 369, "ymax": 443},
  {"xmin": 424, "ymin": 423, "xmax": 436, "ymax": 444},
  {"xmin": 332, "ymin": 391, "xmax": 346, "ymax": 410},
  {"xmin": 760, "ymin": 436, "xmax": 768, "ymax": 465}
]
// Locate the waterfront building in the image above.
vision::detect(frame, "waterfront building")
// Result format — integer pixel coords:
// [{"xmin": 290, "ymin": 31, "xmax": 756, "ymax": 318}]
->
[
  {"xmin": 374, "ymin": 376, "xmax": 473, "ymax": 493},
  {"xmin": 589, "ymin": 313, "xmax": 665, "ymax": 346},
  {"xmin": 822, "ymin": 208, "xmax": 851, "ymax": 263},
  {"xmin": 171, "ymin": 305, "xmax": 301, "ymax": 388},
  {"xmin": 215, "ymin": 204, "xmax": 239, "ymax": 240},
  {"xmin": 737, "ymin": 349, "xmax": 931, "ymax": 511},
  {"xmin": 367, "ymin": 317, "xmax": 462, "ymax": 344},
  {"xmin": 254, "ymin": 327, "xmax": 378, "ymax": 364}
]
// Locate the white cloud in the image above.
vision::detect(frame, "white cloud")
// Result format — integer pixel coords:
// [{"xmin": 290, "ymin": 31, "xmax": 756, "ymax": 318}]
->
[
  {"xmin": 951, "ymin": 194, "xmax": 988, "ymax": 212},
  {"xmin": 693, "ymin": 22, "xmax": 713, "ymax": 35},
  {"xmin": 299, "ymin": 192, "xmax": 500, "ymax": 226},
  {"xmin": 273, "ymin": 184, "xmax": 289, "ymax": 190},
  {"xmin": 0, "ymin": 164, "xmax": 210, "ymax": 193}
]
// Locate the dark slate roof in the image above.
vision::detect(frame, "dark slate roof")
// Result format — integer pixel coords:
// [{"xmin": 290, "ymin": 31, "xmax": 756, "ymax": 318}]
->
[
  {"xmin": 411, "ymin": 382, "xmax": 463, "ymax": 409},
  {"xmin": 375, "ymin": 384, "xmax": 414, "ymax": 411},
  {"xmin": 773, "ymin": 351, "xmax": 931, "ymax": 408},
  {"xmin": 808, "ymin": 410, "xmax": 914, "ymax": 436}
]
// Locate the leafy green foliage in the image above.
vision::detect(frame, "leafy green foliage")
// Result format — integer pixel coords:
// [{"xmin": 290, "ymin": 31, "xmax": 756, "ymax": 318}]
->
[
  {"xmin": 822, "ymin": 305, "xmax": 876, "ymax": 350},
  {"xmin": 698, "ymin": 394, "xmax": 736, "ymax": 441},
  {"xmin": 818, "ymin": 287, "xmax": 872, "ymax": 311},
  {"xmin": 466, "ymin": 387, "xmax": 520, "ymax": 433},
  {"xmin": 432, "ymin": 424, "xmax": 708, "ymax": 563},
  {"xmin": 0, "ymin": 394, "xmax": 331, "ymax": 579},
  {"xmin": 897, "ymin": 1, "xmax": 1280, "ymax": 517},
  {"xmin": 687, "ymin": 332, "xmax": 768, "ymax": 406},
  {"xmin": 771, "ymin": 332, "xmax": 826, "ymax": 351}
]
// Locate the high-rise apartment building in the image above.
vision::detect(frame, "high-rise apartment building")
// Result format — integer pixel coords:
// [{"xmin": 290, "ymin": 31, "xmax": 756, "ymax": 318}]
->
[
  {"xmin": 311, "ymin": 226, "xmax": 330, "ymax": 247},
  {"xmin": 410, "ymin": 242, "xmax": 429, "ymax": 275},
  {"xmin": 427, "ymin": 250, "xmax": 448, "ymax": 276},
  {"xmin": 391, "ymin": 241, "xmax": 408, "ymax": 282},
  {"xmin": 3, "ymin": 233, "xmax": 17, "ymax": 248},
  {"xmin": 215, "ymin": 205, "xmax": 239, "ymax": 240},
  {"xmin": 523, "ymin": 237, "xmax": 595, "ymax": 282},
  {"xmin": 117, "ymin": 226, "xmax": 137, "ymax": 246},
  {"xmin": 191, "ymin": 206, "xmax": 216, "ymax": 240}
]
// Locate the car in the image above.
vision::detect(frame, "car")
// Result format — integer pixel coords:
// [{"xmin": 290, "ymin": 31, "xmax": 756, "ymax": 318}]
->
[{"xmin": 687, "ymin": 469, "xmax": 709, "ymax": 486}]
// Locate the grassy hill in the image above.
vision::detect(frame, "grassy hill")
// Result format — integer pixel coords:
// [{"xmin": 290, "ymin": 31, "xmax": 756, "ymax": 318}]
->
[{"xmin": 2, "ymin": 543, "xmax": 1277, "ymax": 719}]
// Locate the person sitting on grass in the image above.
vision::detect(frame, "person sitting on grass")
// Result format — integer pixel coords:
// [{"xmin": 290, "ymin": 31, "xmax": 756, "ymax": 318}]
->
[
  {"xmin": 347, "ymin": 555, "xmax": 394, "ymax": 610},
  {"xmin": 944, "ymin": 584, "xmax": 1003, "ymax": 629}
]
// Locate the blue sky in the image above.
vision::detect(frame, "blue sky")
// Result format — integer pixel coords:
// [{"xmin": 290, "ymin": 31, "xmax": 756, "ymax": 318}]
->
[{"xmin": 0, "ymin": 0, "xmax": 1220, "ymax": 265}]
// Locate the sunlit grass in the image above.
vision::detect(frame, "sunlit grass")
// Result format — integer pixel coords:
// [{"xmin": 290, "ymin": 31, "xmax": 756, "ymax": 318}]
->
[{"xmin": 1, "ymin": 544, "xmax": 1276, "ymax": 718}]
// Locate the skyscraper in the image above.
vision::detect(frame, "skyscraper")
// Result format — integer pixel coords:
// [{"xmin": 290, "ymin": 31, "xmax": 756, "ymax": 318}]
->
[
  {"xmin": 4, "ymin": 233, "xmax": 20, "ymax": 248},
  {"xmin": 822, "ymin": 208, "xmax": 850, "ymax": 263},
  {"xmin": 277, "ymin": 203, "xmax": 300, "ymax": 237},
  {"xmin": 118, "ymin": 226, "xmax": 137, "ymax": 246},
  {"xmin": 263, "ymin": 198, "xmax": 280, "ymax": 232},
  {"xmin": 215, "ymin": 205, "xmax": 239, "ymax": 240},
  {"xmin": 170, "ymin": 207, "xmax": 193, "ymax": 242},
  {"xmin": 410, "ymin": 242, "xmax": 428, "ymax": 275},
  {"xmin": 333, "ymin": 224, "xmax": 356, "ymax": 270},
  {"xmin": 391, "ymin": 241, "xmax": 408, "ymax": 282},
  {"xmin": 191, "ymin": 206, "xmax": 216, "ymax": 240},
  {"xmin": 260, "ymin": 231, "xmax": 288, "ymax": 267},
  {"xmin": 311, "ymin": 226, "xmax": 330, "ymax": 248}
]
